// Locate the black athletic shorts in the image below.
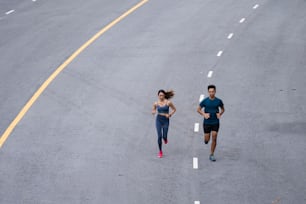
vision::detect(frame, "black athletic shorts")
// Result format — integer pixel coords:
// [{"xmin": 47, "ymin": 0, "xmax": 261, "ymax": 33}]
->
[{"xmin": 203, "ymin": 123, "xmax": 220, "ymax": 133}]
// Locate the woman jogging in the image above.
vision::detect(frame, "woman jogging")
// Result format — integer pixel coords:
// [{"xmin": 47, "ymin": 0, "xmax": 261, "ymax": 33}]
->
[{"xmin": 152, "ymin": 90, "xmax": 176, "ymax": 158}]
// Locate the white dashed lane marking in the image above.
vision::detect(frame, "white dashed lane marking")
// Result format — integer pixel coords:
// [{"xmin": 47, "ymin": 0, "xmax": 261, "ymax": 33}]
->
[
  {"xmin": 5, "ymin": 10, "xmax": 15, "ymax": 15},
  {"xmin": 194, "ymin": 123, "xmax": 199, "ymax": 132},
  {"xmin": 199, "ymin": 94, "xmax": 204, "ymax": 102},
  {"xmin": 193, "ymin": 157, "xmax": 198, "ymax": 169},
  {"xmin": 207, "ymin": 71, "xmax": 213, "ymax": 78},
  {"xmin": 239, "ymin": 18, "xmax": 246, "ymax": 23},
  {"xmin": 192, "ymin": 4, "xmax": 262, "ymax": 204},
  {"xmin": 217, "ymin": 50, "xmax": 223, "ymax": 57},
  {"xmin": 227, "ymin": 33, "xmax": 234, "ymax": 39}
]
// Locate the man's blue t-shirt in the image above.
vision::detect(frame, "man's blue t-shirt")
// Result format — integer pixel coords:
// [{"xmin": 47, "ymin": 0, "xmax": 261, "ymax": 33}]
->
[{"xmin": 199, "ymin": 97, "xmax": 224, "ymax": 125}]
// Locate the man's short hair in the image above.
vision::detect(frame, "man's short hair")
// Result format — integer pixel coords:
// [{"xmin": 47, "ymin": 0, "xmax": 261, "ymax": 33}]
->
[{"xmin": 208, "ymin": 84, "xmax": 216, "ymax": 90}]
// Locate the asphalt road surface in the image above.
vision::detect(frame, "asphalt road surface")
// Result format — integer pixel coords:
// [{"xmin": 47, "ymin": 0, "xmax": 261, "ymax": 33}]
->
[{"xmin": 1, "ymin": 0, "xmax": 306, "ymax": 203}]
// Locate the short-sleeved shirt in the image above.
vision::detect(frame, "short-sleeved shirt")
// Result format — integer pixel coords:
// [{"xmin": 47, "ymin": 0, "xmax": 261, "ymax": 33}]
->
[{"xmin": 199, "ymin": 97, "xmax": 224, "ymax": 125}]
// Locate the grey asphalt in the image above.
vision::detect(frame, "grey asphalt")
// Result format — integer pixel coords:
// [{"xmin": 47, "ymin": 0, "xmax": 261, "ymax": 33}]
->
[{"xmin": 0, "ymin": 0, "xmax": 305, "ymax": 203}]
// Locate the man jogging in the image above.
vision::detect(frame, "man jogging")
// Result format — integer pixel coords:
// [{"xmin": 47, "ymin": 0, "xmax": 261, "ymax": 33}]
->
[{"xmin": 197, "ymin": 85, "xmax": 225, "ymax": 162}]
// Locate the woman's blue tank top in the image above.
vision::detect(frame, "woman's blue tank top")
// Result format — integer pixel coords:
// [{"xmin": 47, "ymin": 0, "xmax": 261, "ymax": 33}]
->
[{"xmin": 157, "ymin": 104, "xmax": 169, "ymax": 114}]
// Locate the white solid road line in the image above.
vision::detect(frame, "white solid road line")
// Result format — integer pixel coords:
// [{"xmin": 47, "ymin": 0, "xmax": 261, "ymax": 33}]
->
[
  {"xmin": 199, "ymin": 94, "xmax": 205, "ymax": 102},
  {"xmin": 253, "ymin": 4, "xmax": 259, "ymax": 9},
  {"xmin": 207, "ymin": 70, "xmax": 213, "ymax": 78},
  {"xmin": 227, "ymin": 33, "xmax": 234, "ymax": 39},
  {"xmin": 239, "ymin": 18, "xmax": 246, "ymax": 23},
  {"xmin": 194, "ymin": 201, "xmax": 200, "ymax": 204},
  {"xmin": 194, "ymin": 123, "xmax": 200, "ymax": 132},
  {"xmin": 193, "ymin": 157, "xmax": 198, "ymax": 169},
  {"xmin": 217, "ymin": 50, "xmax": 223, "ymax": 57},
  {"xmin": 5, "ymin": 10, "xmax": 15, "ymax": 15}
]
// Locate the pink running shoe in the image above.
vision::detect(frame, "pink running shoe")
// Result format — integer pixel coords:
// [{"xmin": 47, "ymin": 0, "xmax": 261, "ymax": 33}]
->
[{"xmin": 158, "ymin": 151, "xmax": 163, "ymax": 158}]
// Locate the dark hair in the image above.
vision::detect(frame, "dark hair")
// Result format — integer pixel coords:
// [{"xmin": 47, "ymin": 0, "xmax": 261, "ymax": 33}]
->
[
  {"xmin": 158, "ymin": 89, "xmax": 175, "ymax": 99},
  {"xmin": 207, "ymin": 84, "xmax": 216, "ymax": 90}
]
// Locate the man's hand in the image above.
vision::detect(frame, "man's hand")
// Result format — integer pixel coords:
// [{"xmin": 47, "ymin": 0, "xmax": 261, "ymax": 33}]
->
[
  {"xmin": 204, "ymin": 113, "xmax": 210, "ymax": 119},
  {"xmin": 216, "ymin": 113, "xmax": 221, "ymax": 119}
]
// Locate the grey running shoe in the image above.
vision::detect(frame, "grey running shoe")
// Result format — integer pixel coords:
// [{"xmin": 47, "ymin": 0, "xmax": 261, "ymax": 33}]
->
[{"xmin": 209, "ymin": 154, "xmax": 216, "ymax": 162}]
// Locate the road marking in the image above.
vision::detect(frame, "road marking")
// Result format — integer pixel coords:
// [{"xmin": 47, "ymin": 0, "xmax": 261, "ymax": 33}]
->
[
  {"xmin": 6, "ymin": 10, "xmax": 15, "ymax": 15},
  {"xmin": 217, "ymin": 50, "xmax": 223, "ymax": 57},
  {"xmin": 207, "ymin": 70, "xmax": 213, "ymax": 78},
  {"xmin": 272, "ymin": 197, "xmax": 281, "ymax": 204},
  {"xmin": 32, "ymin": 0, "xmax": 37, "ymax": 2},
  {"xmin": 194, "ymin": 123, "xmax": 199, "ymax": 132},
  {"xmin": 194, "ymin": 201, "xmax": 200, "ymax": 204},
  {"xmin": 0, "ymin": 0, "xmax": 149, "ymax": 148},
  {"xmin": 227, "ymin": 33, "xmax": 234, "ymax": 39},
  {"xmin": 239, "ymin": 18, "xmax": 246, "ymax": 23},
  {"xmin": 253, "ymin": 4, "xmax": 259, "ymax": 9},
  {"xmin": 193, "ymin": 157, "xmax": 198, "ymax": 169},
  {"xmin": 199, "ymin": 94, "xmax": 204, "ymax": 102}
]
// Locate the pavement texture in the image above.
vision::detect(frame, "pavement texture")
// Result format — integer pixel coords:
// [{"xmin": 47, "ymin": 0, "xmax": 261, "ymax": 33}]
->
[{"xmin": 0, "ymin": 0, "xmax": 305, "ymax": 203}]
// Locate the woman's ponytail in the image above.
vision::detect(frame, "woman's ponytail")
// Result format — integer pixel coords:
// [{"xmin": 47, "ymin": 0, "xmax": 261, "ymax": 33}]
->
[{"xmin": 158, "ymin": 89, "xmax": 174, "ymax": 99}]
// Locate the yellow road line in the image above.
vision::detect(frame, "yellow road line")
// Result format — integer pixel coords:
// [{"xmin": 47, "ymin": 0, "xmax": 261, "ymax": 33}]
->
[{"xmin": 0, "ymin": 0, "xmax": 148, "ymax": 148}]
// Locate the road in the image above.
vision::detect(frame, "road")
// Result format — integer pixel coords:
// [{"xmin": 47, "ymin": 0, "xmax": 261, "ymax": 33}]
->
[{"xmin": 0, "ymin": 0, "xmax": 305, "ymax": 203}]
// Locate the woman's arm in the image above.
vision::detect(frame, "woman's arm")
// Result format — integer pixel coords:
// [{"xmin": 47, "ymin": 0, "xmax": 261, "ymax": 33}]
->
[
  {"xmin": 152, "ymin": 102, "xmax": 157, "ymax": 115},
  {"xmin": 168, "ymin": 101, "xmax": 176, "ymax": 118}
]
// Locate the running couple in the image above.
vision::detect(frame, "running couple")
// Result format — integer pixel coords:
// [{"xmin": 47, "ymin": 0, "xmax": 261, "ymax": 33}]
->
[{"xmin": 152, "ymin": 85, "xmax": 225, "ymax": 161}]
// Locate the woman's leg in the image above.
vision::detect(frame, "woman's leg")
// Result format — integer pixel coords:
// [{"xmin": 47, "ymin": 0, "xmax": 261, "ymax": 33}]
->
[
  {"xmin": 155, "ymin": 119, "xmax": 163, "ymax": 151},
  {"xmin": 162, "ymin": 119, "xmax": 169, "ymax": 142}
]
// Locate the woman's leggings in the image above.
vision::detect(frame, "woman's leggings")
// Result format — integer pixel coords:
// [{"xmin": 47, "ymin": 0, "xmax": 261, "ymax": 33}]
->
[{"xmin": 155, "ymin": 116, "xmax": 169, "ymax": 151}]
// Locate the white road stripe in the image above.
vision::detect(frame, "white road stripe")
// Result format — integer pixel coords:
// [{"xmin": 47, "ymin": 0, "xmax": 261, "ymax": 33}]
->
[
  {"xmin": 207, "ymin": 70, "xmax": 213, "ymax": 78},
  {"xmin": 217, "ymin": 51, "xmax": 223, "ymax": 57},
  {"xmin": 227, "ymin": 33, "xmax": 234, "ymax": 39},
  {"xmin": 239, "ymin": 18, "xmax": 246, "ymax": 23},
  {"xmin": 194, "ymin": 123, "xmax": 200, "ymax": 132},
  {"xmin": 32, "ymin": 0, "xmax": 37, "ymax": 2},
  {"xmin": 193, "ymin": 157, "xmax": 198, "ymax": 169},
  {"xmin": 6, "ymin": 10, "xmax": 15, "ymax": 15},
  {"xmin": 194, "ymin": 201, "xmax": 200, "ymax": 204},
  {"xmin": 199, "ymin": 94, "xmax": 205, "ymax": 102},
  {"xmin": 253, "ymin": 4, "xmax": 259, "ymax": 9}
]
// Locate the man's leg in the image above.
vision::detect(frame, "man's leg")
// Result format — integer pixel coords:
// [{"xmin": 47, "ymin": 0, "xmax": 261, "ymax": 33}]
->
[
  {"xmin": 211, "ymin": 131, "xmax": 218, "ymax": 155},
  {"xmin": 203, "ymin": 124, "xmax": 211, "ymax": 144},
  {"xmin": 204, "ymin": 133, "xmax": 210, "ymax": 144}
]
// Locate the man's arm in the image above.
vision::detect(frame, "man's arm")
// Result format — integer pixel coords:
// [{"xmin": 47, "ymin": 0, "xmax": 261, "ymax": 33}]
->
[
  {"xmin": 197, "ymin": 105, "xmax": 210, "ymax": 119},
  {"xmin": 217, "ymin": 105, "xmax": 225, "ymax": 119}
]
